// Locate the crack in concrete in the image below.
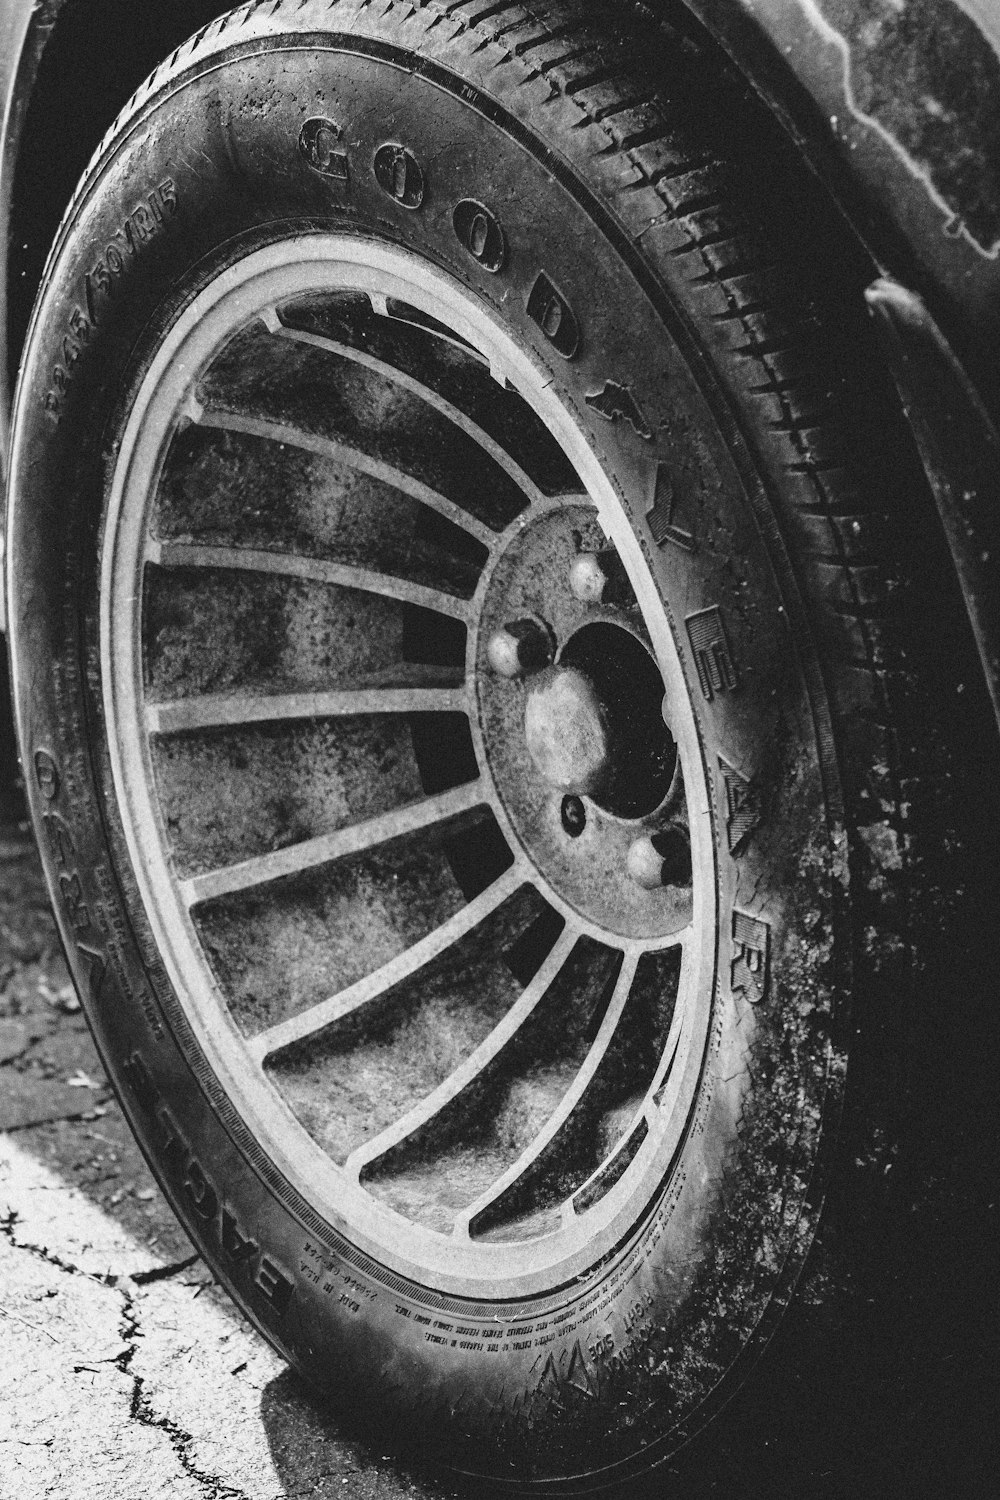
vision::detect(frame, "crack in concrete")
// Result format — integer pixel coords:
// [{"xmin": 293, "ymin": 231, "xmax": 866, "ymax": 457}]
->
[
  {"xmin": 2, "ymin": 1209, "xmax": 252, "ymax": 1499},
  {"xmin": 113, "ymin": 1292, "xmax": 254, "ymax": 1500},
  {"xmin": 0, "ymin": 1207, "xmax": 121, "ymax": 1287}
]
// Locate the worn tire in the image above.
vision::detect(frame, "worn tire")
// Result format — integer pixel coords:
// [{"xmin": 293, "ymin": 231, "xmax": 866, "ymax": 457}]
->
[{"xmin": 5, "ymin": 0, "xmax": 966, "ymax": 1490}]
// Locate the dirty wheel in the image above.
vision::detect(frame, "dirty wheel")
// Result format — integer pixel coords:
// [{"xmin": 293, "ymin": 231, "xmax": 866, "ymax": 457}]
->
[{"xmin": 6, "ymin": 1, "xmax": 926, "ymax": 1488}]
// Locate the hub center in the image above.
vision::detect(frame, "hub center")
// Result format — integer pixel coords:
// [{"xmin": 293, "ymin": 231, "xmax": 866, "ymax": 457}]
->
[
  {"xmin": 473, "ymin": 504, "xmax": 688, "ymax": 941},
  {"xmin": 524, "ymin": 667, "xmax": 609, "ymax": 794},
  {"xmin": 557, "ymin": 622, "xmax": 676, "ymax": 819}
]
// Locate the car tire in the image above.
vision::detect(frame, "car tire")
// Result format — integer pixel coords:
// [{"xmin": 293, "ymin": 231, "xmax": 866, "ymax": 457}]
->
[{"xmin": 4, "ymin": 0, "xmax": 965, "ymax": 1489}]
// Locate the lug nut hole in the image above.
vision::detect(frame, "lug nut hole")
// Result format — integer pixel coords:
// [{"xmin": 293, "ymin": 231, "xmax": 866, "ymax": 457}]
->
[
  {"xmin": 652, "ymin": 828, "xmax": 691, "ymax": 885},
  {"xmin": 561, "ymin": 795, "xmax": 587, "ymax": 837}
]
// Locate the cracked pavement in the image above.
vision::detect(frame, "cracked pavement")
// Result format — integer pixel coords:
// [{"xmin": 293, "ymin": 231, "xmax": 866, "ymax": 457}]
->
[{"xmin": 0, "ymin": 828, "xmax": 460, "ymax": 1500}]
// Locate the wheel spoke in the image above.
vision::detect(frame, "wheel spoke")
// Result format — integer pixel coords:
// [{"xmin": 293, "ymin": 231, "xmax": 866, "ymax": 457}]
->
[
  {"xmin": 454, "ymin": 946, "xmax": 641, "ymax": 1234},
  {"xmin": 344, "ymin": 925, "xmax": 580, "ymax": 1181},
  {"xmin": 266, "ymin": 316, "xmax": 548, "ymax": 509},
  {"xmin": 248, "ymin": 861, "xmax": 529, "ymax": 1064},
  {"xmin": 192, "ymin": 406, "xmax": 497, "ymax": 548},
  {"xmin": 564, "ymin": 1105, "xmax": 656, "ymax": 1222},
  {"xmin": 146, "ymin": 539, "xmax": 470, "ymax": 621},
  {"xmin": 369, "ymin": 293, "xmax": 493, "ymax": 370},
  {"xmin": 146, "ymin": 680, "xmax": 468, "ymax": 734},
  {"xmin": 179, "ymin": 779, "xmax": 486, "ymax": 907}
]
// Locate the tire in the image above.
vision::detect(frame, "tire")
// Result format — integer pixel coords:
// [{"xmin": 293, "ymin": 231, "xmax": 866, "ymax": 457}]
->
[{"xmin": 4, "ymin": 0, "xmax": 953, "ymax": 1489}]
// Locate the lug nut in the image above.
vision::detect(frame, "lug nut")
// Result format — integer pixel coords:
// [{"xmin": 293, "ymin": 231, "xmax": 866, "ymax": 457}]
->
[
  {"xmin": 569, "ymin": 551, "xmax": 613, "ymax": 605},
  {"xmin": 626, "ymin": 829, "xmax": 691, "ymax": 889},
  {"xmin": 486, "ymin": 618, "xmax": 553, "ymax": 679}
]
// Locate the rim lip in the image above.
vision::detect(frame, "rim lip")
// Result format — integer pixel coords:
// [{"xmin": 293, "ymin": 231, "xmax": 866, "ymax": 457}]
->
[{"xmin": 100, "ymin": 234, "xmax": 718, "ymax": 1300}]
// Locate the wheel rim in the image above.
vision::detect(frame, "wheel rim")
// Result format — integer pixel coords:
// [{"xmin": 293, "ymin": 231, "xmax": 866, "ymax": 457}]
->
[{"xmin": 101, "ymin": 235, "xmax": 717, "ymax": 1298}]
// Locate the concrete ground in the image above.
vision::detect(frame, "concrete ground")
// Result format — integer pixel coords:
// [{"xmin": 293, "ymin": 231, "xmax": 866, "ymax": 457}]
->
[{"xmin": 0, "ymin": 825, "xmax": 461, "ymax": 1500}]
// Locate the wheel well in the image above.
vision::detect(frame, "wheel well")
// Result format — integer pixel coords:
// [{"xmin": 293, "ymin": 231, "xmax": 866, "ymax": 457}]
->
[{"xmin": 7, "ymin": 0, "xmax": 227, "ymax": 399}]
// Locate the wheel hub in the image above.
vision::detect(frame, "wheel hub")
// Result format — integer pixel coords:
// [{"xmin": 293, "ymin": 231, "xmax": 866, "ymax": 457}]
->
[{"xmin": 474, "ymin": 504, "xmax": 688, "ymax": 941}]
